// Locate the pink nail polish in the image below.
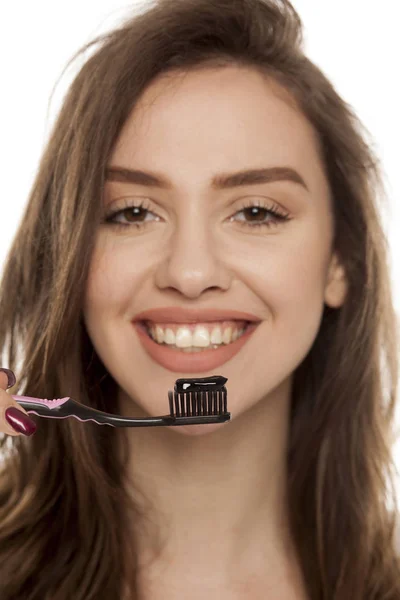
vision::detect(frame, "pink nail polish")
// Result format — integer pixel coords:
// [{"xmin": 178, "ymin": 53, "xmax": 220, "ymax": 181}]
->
[{"xmin": 5, "ymin": 407, "xmax": 37, "ymax": 436}]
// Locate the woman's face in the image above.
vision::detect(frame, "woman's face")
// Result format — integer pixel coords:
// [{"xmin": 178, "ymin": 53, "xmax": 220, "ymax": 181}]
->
[{"xmin": 82, "ymin": 66, "xmax": 347, "ymax": 432}]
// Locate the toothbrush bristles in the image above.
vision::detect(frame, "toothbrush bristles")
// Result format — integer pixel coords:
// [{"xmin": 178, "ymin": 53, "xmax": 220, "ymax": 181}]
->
[
  {"xmin": 168, "ymin": 390, "xmax": 174, "ymax": 415},
  {"xmin": 167, "ymin": 389, "xmax": 227, "ymax": 417}
]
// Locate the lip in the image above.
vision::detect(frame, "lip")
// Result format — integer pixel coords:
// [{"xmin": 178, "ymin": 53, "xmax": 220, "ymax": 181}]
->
[
  {"xmin": 133, "ymin": 307, "xmax": 261, "ymax": 324},
  {"xmin": 133, "ymin": 320, "xmax": 260, "ymax": 374}
]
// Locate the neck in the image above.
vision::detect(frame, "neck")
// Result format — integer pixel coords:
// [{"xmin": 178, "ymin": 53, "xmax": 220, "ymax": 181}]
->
[{"xmin": 118, "ymin": 378, "xmax": 307, "ymax": 597}]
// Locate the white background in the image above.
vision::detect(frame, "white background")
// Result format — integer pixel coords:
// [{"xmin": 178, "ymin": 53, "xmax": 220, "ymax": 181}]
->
[{"xmin": 1, "ymin": 1, "xmax": 399, "ymax": 494}]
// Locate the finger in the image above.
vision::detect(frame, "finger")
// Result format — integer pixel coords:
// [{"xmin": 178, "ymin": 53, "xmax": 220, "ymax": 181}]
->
[
  {"xmin": 1, "ymin": 405, "xmax": 37, "ymax": 437},
  {"xmin": 0, "ymin": 370, "xmax": 37, "ymax": 436},
  {"xmin": 0, "ymin": 368, "xmax": 16, "ymax": 390},
  {"xmin": 0, "ymin": 371, "xmax": 10, "ymax": 390}
]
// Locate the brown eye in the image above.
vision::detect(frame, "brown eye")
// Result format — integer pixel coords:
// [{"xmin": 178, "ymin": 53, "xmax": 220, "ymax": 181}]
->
[{"xmin": 229, "ymin": 200, "xmax": 291, "ymax": 229}]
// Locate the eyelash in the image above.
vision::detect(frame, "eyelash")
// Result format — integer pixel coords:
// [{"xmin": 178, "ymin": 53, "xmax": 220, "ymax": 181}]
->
[{"xmin": 103, "ymin": 199, "xmax": 291, "ymax": 231}]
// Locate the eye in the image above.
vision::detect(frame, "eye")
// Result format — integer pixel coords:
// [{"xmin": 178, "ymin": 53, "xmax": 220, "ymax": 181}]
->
[
  {"xmin": 228, "ymin": 199, "xmax": 291, "ymax": 229},
  {"xmin": 103, "ymin": 199, "xmax": 158, "ymax": 230},
  {"xmin": 102, "ymin": 198, "xmax": 291, "ymax": 231}
]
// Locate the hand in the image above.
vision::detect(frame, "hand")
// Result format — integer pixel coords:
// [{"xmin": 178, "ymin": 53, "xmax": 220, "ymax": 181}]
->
[{"xmin": 0, "ymin": 368, "xmax": 37, "ymax": 436}]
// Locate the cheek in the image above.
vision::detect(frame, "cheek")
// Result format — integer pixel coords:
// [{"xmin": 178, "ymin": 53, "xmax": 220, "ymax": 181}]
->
[
  {"xmin": 82, "ymin": 243, "xmax": 133, "ymax": 318},
  {"xmin": 252, "ymin": 234, "xmax": 329, "ymax": 355},
  {"xmin": 247, "ymin": 230, "xmax": 329, "ymax": 311}
]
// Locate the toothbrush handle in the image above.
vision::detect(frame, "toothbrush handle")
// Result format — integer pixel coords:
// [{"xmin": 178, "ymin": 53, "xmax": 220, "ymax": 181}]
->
[
  {"xmin": 10, "ymin": 394, "xmax": 231, "ymax": 428},
  {"xmin": 11, "ymin": 395, "xmax": 70, "ymax": 417}
]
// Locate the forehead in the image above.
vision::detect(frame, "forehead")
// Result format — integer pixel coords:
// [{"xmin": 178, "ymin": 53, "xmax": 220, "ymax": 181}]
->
[{"xmin": 109, "ymin": 66, "xmax": 327, "ymax": 193}]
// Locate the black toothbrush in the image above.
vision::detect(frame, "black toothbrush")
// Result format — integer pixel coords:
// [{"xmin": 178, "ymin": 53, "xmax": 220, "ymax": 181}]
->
[{"xmin": 11, "ymin": 375, "xmax": 230, "ymax": 427}]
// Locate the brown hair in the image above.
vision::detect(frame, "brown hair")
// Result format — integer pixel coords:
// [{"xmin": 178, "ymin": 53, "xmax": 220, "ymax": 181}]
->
[{"xmin": 1, "ymin": 0, "xmax": 399, "ymax": 597}]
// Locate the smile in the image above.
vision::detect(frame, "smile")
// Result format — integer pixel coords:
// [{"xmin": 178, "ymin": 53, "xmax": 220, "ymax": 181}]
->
[
  {"xmin": 144, "ymin": 320, "xmax": 250, "ymax": 352},
  {"xmin": 133, "ymin": 320, "xmax": 260, "ymax": 374}
]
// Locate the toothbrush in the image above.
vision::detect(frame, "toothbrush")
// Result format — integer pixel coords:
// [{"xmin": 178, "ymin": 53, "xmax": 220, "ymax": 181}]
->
[{"xmin": 11, "ymin": 375, "xmax": 230, "ymax": 428}]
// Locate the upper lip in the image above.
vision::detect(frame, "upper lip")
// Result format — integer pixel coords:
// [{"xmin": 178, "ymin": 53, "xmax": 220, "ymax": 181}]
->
[{"xmin": 133, "ymin": 307, "xmax": 262, "ymax": 324}]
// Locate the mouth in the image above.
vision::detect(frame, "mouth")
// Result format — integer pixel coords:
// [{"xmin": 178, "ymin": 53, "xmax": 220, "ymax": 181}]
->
[
  {"xmin": 137, "ymin": 319, "xmax": 252, "ymax": 352},
  {"xmin": 133, "ymin": 319, "xmax": 260, "ymax": 374}
]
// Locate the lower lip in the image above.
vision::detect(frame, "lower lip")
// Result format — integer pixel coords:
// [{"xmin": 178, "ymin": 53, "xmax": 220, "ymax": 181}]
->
[{"xmin": 133, "ymin": 321, "xmax": 260, "ymax": 373}]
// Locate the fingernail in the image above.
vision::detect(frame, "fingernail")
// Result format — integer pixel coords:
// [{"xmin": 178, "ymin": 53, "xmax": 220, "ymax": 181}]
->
[
  {"xmin": 0, "ymin": 368, "xmax": 17, "ymax": 389},
  {"xmin": 5, "ymin": 407, "xmax": 37, "ymax": 436}
]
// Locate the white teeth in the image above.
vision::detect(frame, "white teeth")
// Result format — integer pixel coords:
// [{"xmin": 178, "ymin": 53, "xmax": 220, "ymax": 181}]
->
[
  {"xmin": 176, "ymin": 325, "xmax": 210, "ymax": 348},
  {"xmin": 154, "ymin": 325, "xmax": 165, "ymax": 344},
  {"xmin": 210, "ymin": 326, "xmax": 223, "ymax": 345},
  {"xmin": 222, "ymin": 327, "xmax": 232, "ymax": 345},
  {"xmin": 148, "ymin": 323, "xmax": 246, "ymax": 349},
  {"xmin": 164, "ymin": 328, "xmax": 176, "ymax": 345}
]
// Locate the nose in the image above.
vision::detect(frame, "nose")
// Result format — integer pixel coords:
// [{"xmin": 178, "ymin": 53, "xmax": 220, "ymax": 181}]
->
[{"xmin": 154, "ymin": 214, "xmax": 232, "ymax": 299}]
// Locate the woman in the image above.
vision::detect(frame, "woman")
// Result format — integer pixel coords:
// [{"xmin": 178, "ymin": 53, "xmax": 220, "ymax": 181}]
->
[{"xmin": 0, "ymin": 0, "xmax": 399, "ymax": 598}]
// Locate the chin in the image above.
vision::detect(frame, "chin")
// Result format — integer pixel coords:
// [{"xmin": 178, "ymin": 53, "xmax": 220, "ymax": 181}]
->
[{"xmin": 167, "ymin": 421, "xmax": 232, "ymax": 437}]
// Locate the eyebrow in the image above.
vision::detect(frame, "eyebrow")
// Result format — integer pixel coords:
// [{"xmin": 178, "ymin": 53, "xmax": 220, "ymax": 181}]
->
[{"xmin": 105, "ymin": 165, "xmax": 309, "ymax": 191}]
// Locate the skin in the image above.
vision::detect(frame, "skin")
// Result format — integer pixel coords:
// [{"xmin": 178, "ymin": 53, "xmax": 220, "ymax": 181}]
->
[{"xmin": 82, "ymin": 66, "xmax": 347, "ymax": 598}]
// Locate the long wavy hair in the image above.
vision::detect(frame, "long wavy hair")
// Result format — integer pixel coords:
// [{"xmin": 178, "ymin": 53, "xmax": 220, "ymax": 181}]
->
[{"xmin": 0, "ymin": 0, "xmax": 399, "ymax": 597}]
